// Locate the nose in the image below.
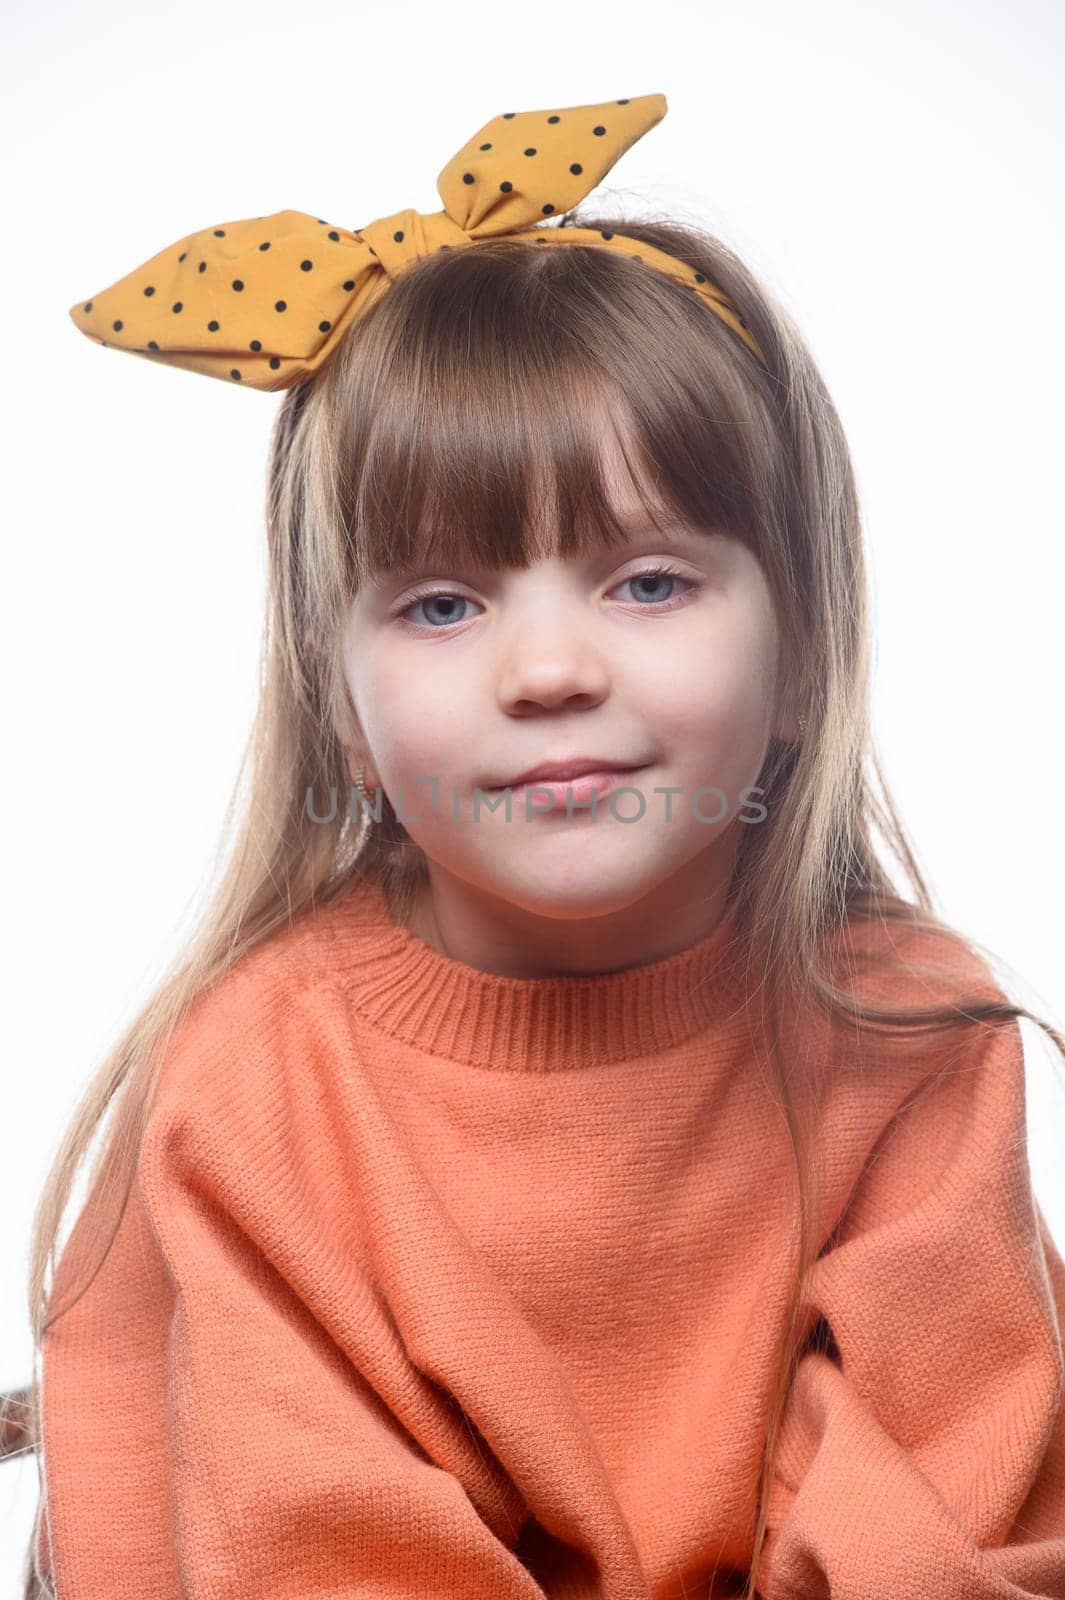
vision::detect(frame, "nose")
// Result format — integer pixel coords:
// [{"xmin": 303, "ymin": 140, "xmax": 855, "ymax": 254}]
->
[{"xmin": 494, "ymin": 600, "xmax": 611, "ymax": 715}]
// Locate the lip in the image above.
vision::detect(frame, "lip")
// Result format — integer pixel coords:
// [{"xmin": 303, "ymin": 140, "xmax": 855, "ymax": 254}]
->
[
  {"xmin": 492, "ymin": 758, "xmax": 647, "ymax": 788},
  {"xmin": 488, "ymin": 765, "xmax": 652, "ymax": 812}
]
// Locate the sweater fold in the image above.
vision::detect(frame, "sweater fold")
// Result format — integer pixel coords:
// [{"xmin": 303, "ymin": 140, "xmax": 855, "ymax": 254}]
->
[{"xmin": 35, "ymin": 876, "xmax": 1065, "ymax": 1598}]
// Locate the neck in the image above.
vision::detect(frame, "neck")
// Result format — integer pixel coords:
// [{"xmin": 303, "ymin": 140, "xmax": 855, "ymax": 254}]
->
[{"xmin": 398, "ymin": 840, "xmax": 743, "ymax": 982}]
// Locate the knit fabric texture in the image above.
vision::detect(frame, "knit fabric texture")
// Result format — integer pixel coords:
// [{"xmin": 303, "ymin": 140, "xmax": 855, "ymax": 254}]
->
[{"xmin": 36, "ymin": 874, "xmax": 1065, "ymax": 1598}]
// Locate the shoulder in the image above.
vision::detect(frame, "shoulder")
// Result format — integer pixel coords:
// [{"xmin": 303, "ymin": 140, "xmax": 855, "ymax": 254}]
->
[
  {"xmin": 819, "ymin": 902, "xmax": 1013, "ymax": 1013},
  {"xmin": 133, "ymin": 884, "xmax": 396, "ymax": 1254},
  {"xmin": 804, "ymin": 904, "xmax": 1028, "ymax": 1150},
  {"xmin": 143, "ymin": 894, "xmax": 362, "ymax": 1159}
]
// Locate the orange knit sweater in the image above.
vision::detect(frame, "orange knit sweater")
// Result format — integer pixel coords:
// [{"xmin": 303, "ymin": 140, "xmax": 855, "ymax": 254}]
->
[{"xmin": 36, "ymin": 875, "xmax": 1065, "ymax": 1598}]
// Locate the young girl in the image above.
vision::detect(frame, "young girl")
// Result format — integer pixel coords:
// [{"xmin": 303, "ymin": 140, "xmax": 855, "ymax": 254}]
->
[{"xmin": 20, "ymin": 92, "xmax": 1065, "ymax": 1599}]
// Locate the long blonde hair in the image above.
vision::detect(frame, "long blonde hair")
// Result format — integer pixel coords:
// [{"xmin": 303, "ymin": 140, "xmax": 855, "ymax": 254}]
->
[{"xmin": 16, "ymin": 207, "xmax": 1065, "ymax": 1599}]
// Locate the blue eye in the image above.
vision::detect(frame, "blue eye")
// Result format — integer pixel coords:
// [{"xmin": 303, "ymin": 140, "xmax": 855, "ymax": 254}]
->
[
  {"xmin": 395, "ymin": 561, "xmax": 696, "ymax": 630},
  {"xmin": 398, "ymin": 591, "xmax": 480, "ymax": 628},
  {"xmin": 618, "ymin": 562, "xmax": 694, "ymax": 605}
]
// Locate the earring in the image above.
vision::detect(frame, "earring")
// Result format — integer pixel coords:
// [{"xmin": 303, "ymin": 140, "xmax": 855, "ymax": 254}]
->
[
  {"xmin": 352, "ymin": 760, "xmax": 375, "ymax": 822},
  {"xmin": 798, "ymin": 714, "xmax": 808, "ymax": 733}
]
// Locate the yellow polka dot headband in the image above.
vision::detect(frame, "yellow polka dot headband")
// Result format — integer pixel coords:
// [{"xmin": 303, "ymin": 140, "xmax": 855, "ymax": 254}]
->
[{"xmin": 68, "ymin": 92, "xmax": 766, "ymax": 392}]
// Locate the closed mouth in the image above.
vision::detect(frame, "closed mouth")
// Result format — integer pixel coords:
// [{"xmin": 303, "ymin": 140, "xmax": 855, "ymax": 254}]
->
[{"xmin": 491, "ymin": 764, "xmax": 649, "ymax": 790}]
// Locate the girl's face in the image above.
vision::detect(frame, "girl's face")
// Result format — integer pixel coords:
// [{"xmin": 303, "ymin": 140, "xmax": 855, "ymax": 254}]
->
[{"xmin": 340, "ymin": 425, "xmax": 792, "ymax": 972}]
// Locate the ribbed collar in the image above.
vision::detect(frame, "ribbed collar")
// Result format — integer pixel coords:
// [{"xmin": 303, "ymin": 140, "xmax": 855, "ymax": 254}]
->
[{"xmin": 302, "ymin": 874, "xmax": 752, "ymax": 1072}]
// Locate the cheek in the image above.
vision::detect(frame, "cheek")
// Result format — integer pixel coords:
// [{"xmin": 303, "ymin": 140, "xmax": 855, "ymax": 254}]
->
[
  {"xmin": 646, "ymin": 611, "xmax": 778, "ymax": 800},
  {"xmin": 352, "ymin": 649, "xmax": 469, "ymax": 787},
  {"xmin": 648, "ymin": 609, "xmax": 777, "ymax": 737}
]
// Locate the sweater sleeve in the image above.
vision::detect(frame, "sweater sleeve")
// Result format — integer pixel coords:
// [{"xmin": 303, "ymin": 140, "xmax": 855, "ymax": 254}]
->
[
  {"xmin": 37, "ymin": 1002, "xmax": 545, "ymax": 1600},
  {"xmin": 759, "ymin": 1014, "xmax": 1065, "ymax": 1600}
]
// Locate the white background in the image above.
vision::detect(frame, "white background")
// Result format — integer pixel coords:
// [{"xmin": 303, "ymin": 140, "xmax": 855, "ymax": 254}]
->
[{"xmin": 3, "ymin": 0, "xmax": 1063, "ymax": 1586}]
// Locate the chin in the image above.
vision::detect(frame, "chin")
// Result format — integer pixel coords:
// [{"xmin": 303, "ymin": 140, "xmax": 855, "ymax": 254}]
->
[{"xmin": 484, "ymin": 858, "xmax": 669, "ymax": 923}]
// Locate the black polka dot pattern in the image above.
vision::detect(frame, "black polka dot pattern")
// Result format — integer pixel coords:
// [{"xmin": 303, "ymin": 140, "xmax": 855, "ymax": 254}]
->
[{"xmin": 67, "ymin": 93, "xmax": 766, "ymax": 391}]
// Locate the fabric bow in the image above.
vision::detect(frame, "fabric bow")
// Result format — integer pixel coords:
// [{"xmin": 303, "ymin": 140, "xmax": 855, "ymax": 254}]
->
[{"xmin": 68, "ymin": 93, "xmax": 765, "ymax": 391}]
